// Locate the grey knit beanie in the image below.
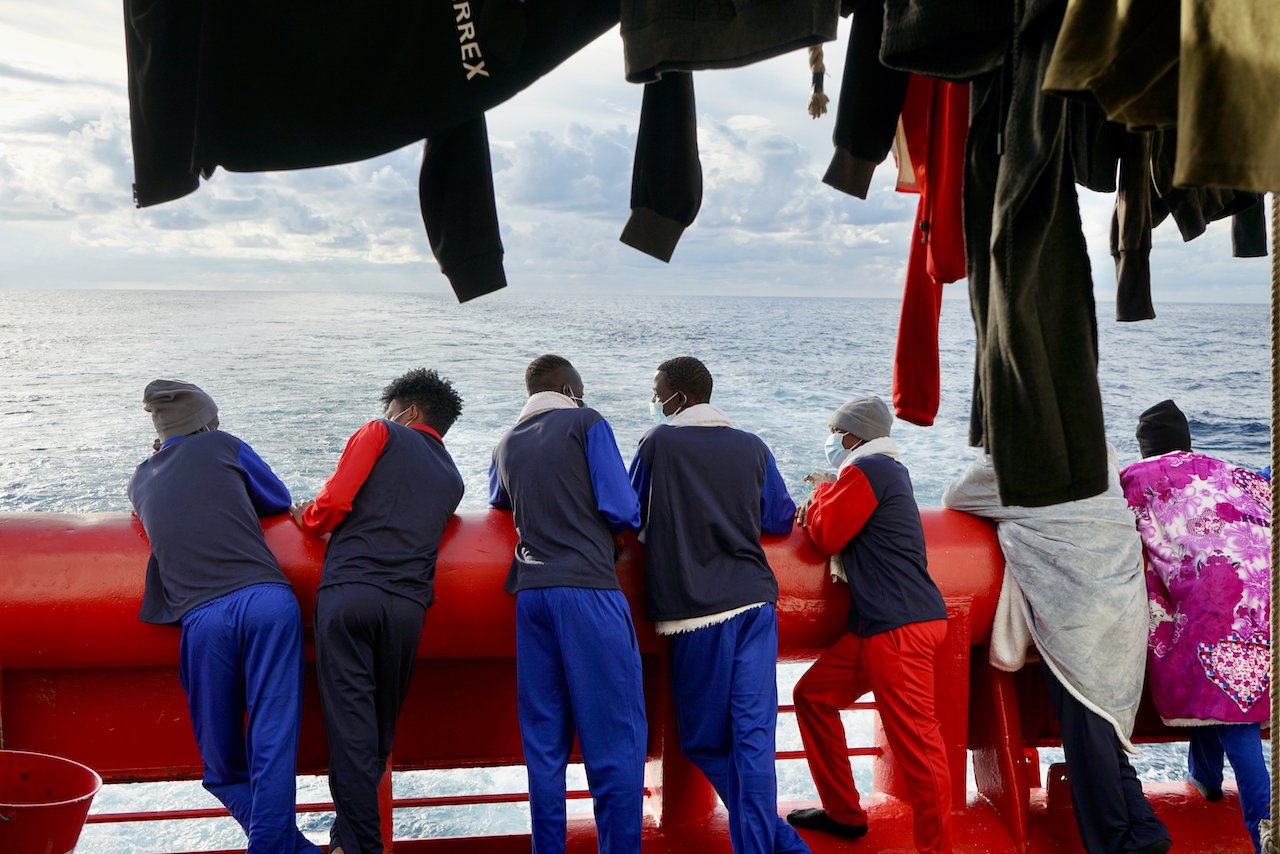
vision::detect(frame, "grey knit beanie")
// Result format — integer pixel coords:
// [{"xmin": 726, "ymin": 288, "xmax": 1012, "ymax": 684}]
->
[
  {"xmin": 143, "ymin": 379, "xmax": 219, "ymax": 441},
  {"xmin": 830, "ymin": 395, "xmax": 893, "ymax": 440}
]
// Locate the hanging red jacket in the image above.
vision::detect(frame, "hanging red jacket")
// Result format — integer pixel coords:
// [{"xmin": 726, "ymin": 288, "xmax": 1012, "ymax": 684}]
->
[{"xmin": 891, "ymin": 76, "xmax": 968, "ymax": 427}]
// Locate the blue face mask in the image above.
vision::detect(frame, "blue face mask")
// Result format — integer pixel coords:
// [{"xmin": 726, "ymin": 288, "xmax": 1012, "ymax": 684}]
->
[
  {"xmin": 650, "ymin": 392, "xmax": 681, "ymax": 425},
  {"xmin": 825, "ymin": 431, "xmax": 853, "ymax": 468}
]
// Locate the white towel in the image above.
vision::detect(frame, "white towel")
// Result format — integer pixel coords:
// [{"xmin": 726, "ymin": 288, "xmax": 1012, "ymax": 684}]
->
[{"xmin": 516, "ymin": 390, "xmax": 580, "ymax": 423}]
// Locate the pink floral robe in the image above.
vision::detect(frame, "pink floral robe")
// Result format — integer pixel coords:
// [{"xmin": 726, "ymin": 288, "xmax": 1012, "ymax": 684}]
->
[{"xmin": 1119, "ymin": 451, "xmax": 1271, "ymax": 725}]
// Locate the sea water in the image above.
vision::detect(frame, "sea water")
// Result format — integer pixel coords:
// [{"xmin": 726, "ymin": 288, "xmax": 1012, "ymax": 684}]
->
[{"xmin": 0, "ymin": 289, "xmax": 1270, "ymax": 851}]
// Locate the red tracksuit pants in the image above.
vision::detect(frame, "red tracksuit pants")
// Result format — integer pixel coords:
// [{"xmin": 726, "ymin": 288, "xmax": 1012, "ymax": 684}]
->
[{"xmin": 793, "ymin": 619, "xmax": 951, "ymax": 853}]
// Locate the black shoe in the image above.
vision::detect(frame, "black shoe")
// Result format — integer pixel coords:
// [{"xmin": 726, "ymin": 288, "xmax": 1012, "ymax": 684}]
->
[
  {"xmin": 786, "ymin": 808, "xmax": 869, "ymax": 840},
  {"xmin": 1185, "ymin": 773, "xmax": 1223, "ymax": 802},
  {"xmin": 1128, "ymin": 839, "xmax": 1172, "ymax": 854}
]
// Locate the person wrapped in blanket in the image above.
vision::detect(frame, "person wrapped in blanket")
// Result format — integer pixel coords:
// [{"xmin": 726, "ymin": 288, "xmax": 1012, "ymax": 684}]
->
[
  {"xmin": 1120, "ymin": 399, "xmax": 1271, "ymax": 854},
  {"xmin": 944, "ymin": 445, "xmax": 1169, "ymax": 854}
]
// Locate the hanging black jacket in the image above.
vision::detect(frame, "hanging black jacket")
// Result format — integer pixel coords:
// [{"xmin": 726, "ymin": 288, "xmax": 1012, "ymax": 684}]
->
[
  {"xmin": 621, "ymin": 0, "xmax": 840, "ymax": 83},
  {"xmin": 822, "ymin": 0, "xmax": 909, "ymax": 199},
  {"xmin": 123, "ymin": 0, "xmax": 618, "ymax": 300}
]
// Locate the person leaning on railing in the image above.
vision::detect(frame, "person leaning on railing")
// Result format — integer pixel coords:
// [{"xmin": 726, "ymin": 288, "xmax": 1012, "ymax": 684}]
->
[
  {"xmin": 628, "ymin": 355, "xmax": 809, "ymax": 854},
  {"xmin": 128, "ymin": 379, "xmax": 321, "ymax": 854},
  {"xmin": 1121, "ymin": 399, "xmax": 1272, "ymax": 854},
  {"xmin": 291, "ymin": 368, "xmax": 466, "ymax": 854},
  {"xmin": 788, "ymin": 395, "xmax": 951, "ymax": 852}
]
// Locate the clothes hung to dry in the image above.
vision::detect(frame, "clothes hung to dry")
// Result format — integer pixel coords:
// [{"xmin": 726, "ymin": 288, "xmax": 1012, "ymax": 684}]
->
[
  {"xmin": 814, "ymin": 1, "xmax": 967, "ymax": 428},
  {"xmin": 880, "ymin": 0, "xmax": 1108, "ymax": 507},
  {"xmin": 620, "ymin": 0, "xmax": 840, "ymax": 83},
  {"xmin": 619, "ymin": 73, "xmax": 703, "ymax": 263},
  {"xmin": 890, "ymin": 77, "xmax": 968, "ymax": 428},
  {"xmin": 123, "ymin": 0, "xmax": 619, "ymax": 301},
  {"xmin": 619, "ymin": 2, "xmax": 844, "ymax": 263},
  {"xmin": 822, "ymin": 0, "xmax": 910, "ymax": 199},
  {"xmin": 1045, "ymin": 0, "xmax": 1280, "ymax": 193},
  {"xmin": 1108, "ymin": 127, "xmax": 1268, "ymax": 322}
]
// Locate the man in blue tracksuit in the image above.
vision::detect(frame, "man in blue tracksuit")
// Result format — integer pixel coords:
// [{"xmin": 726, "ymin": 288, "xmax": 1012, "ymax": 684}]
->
[
  {"xmin": 128, "ymin": 379, "xmax": 319, "ymax": 854},
  {"xmin": 292, "ymin": 368, "xmax": 466, "ymax": 854},
  {"xmin": 629, "ymin": 356, "xmax": 809, "ymax": 854},
  {"xmin": 490, "ymin": 354, "xmax": 647, "ymax": 854}
]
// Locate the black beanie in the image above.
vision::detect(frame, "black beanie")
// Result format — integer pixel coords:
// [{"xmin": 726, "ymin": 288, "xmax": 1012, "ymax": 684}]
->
[{"xmin": 1136, "ymin": 399, "xmax": 1191, "ymax": 458}]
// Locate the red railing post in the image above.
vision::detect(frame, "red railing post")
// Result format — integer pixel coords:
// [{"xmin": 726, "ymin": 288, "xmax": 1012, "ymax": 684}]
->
[
  {"xmin": 650, "ymin": 655, "xmax": 718, "ymax": 835},
  {"xmin": 380, "ymin": 757, "xmax": 394, "ymax": 851}
]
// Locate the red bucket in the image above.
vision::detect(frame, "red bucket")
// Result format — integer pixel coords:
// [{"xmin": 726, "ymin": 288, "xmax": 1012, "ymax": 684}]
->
[{"xmin": 0, "ymin": 750, "xmax": 102, "ymax": 854}]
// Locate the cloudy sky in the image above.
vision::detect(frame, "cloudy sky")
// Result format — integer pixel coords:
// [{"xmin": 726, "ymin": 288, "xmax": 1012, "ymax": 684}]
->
[{"xmin": 0, "ymin": 3, "xmax": 1270, "ymax": 301}]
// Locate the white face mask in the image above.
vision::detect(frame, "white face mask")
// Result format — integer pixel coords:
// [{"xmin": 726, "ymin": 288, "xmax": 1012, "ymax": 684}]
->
[
  {"xmin": 561, "ymin": 385, "xmax": 585, "ymax": 407},
  {"xmin": 829, "ymin": 435, "xmax": 849, "ymax": 468},
  {"xmin": 825, "ymin": 431, "xmax": 861, "ymax": 468},
  {"xmin": 650, "ymin": 392, "xmax": 681, "ymax": 425},
  {"xmin": 388, "ymin": 405, "xmax": 415, "ymax": 426}
]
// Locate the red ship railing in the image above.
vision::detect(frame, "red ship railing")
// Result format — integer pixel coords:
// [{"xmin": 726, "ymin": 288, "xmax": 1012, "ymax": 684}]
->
[{"xmin": 0, "ymin": 510, "xmax": 1256, "ymax": 853}]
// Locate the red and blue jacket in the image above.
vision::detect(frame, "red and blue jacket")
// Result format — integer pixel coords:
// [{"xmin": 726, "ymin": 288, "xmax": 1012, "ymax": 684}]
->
[
  {"xmin": 301, "ymin": 419, "xmax": 464, "ymax": 609},
  {"xmin": 806, "ymin": 453, "xmax": 946, "ymax": 637}
]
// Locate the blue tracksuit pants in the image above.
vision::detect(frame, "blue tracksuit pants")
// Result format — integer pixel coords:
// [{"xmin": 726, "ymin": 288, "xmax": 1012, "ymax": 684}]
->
[
  {"xmin": 669, "ymin": 604, "xmax": 809, "ymax": 854},
  {"xmin": 179, "ymin": 583, "xmax": 318, "ymax": 853},
  {"xmin": 1189, "ymin": 723, "xmax": 1270, "ymax": 852},
  {"xmin": 516, "ymin": 587, "xmax": 647, "ymax": 854}
]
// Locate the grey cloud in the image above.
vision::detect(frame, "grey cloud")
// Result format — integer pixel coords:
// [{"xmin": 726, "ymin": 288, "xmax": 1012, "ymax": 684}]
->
[
  {"xmin": 207, "ymin": 197, "xmax": 268, "ymax": 218},
  {"xmin": 144, "ymin": 207, "xmax": 210, "ymax": 231},
  {"xmin": 8, "ymin": 114, "xmax": 94, "ymax": 135},
  {"xmin": 321, "ymin": 230, "xmax": 370, "ymax": 251},
  {"xmin": 371, "ymin": 207, "xmax": 426, "ymax": 235},
  {"xmin": 274, "ymin": 200, "xmax": 328, "ymax": 235},
  {"xmin": 233, "ymin": 234, "xmax": 281, "ymax": 249},
  {"xmin": 0, "ymin": 61, "xmax": 112, "ymax": 89},
  {"xmin": 496, "ymin": 124, "xmax": 632, "ymax": 212},
  {"xmin": 0, "ymin": 202, "xmax": 74, "ymax": 222}
]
